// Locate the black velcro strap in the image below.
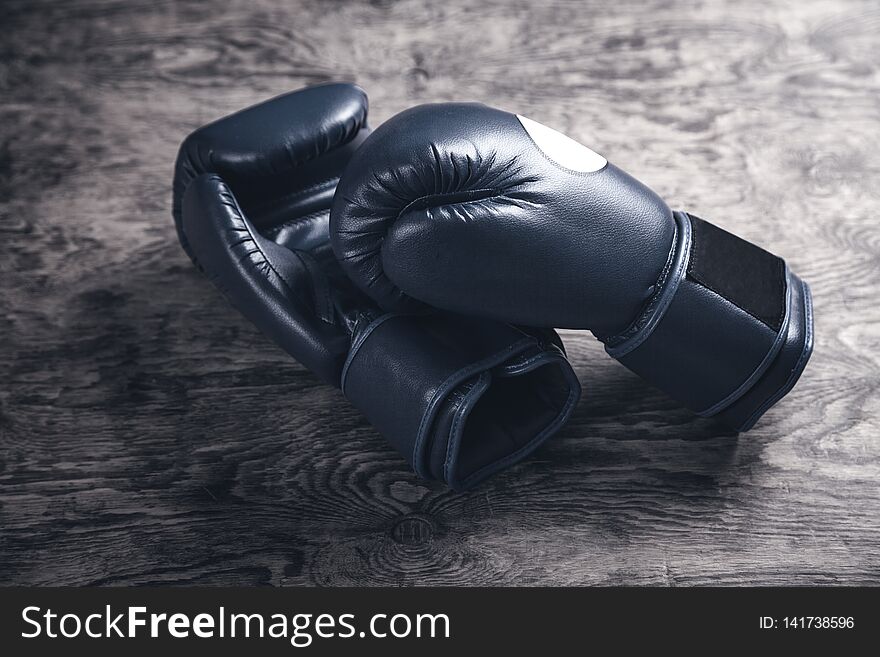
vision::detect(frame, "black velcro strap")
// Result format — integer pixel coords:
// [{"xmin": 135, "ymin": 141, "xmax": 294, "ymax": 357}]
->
[{"xmin": 686, "ymin": 214, "xmax": 786, "ymax": 331}]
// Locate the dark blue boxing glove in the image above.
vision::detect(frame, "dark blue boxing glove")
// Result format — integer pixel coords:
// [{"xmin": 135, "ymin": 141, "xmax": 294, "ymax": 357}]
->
[{"xmin": 330, "ymin": 102, "xmax": 813, "ymax": 432}]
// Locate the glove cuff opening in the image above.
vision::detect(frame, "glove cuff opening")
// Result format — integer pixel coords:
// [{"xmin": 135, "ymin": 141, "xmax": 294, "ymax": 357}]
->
[{"xmin": 342, "ymin": 315, "xmax": 580, "ymax": 489}]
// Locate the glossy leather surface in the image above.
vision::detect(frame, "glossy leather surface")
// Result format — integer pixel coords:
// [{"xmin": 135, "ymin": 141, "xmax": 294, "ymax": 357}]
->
[
  {"xmin": 331, "ymin": 102, "xmax": 814, "ymax": 431},
  {"xmin": 172, "ymin": 85, "xmax": 581, "ymax": 488}
]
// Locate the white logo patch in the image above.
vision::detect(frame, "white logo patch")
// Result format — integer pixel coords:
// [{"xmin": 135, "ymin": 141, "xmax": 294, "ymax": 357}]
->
[{"xmin": 516, "ymin": 115, "xmax": 607, "ymax": 173}]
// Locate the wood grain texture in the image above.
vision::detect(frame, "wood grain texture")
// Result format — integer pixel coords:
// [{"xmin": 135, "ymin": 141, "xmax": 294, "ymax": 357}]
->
[{"xmin": 0, "ymin": 0, "xmax": 878, "ymax": 586}]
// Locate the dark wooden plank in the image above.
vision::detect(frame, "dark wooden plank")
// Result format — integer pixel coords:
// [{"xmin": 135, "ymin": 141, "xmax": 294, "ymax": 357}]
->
[{"xmin": 0, "ymin": 0, "xmax": 877, "ymax": 586}]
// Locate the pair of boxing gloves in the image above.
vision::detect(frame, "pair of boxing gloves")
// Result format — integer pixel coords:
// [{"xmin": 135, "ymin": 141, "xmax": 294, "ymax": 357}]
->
[{"xmin": 172, "ymin": 83, "xmax": 813, "ymax": 490}]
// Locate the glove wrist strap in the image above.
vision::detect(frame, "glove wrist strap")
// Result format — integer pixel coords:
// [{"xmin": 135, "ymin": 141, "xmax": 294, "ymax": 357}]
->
[{"xmin": 604, "ymin": 211, "xmax": 813, "ymax": 432}]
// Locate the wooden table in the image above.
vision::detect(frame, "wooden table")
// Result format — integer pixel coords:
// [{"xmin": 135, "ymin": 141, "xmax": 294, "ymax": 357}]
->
[{"xmin": 1, "ymin": 0, "xmax": 877, "ymax": 585}]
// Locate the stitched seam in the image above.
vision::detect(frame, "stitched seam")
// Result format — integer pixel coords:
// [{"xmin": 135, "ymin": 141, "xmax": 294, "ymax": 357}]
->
[
  {"xmin": 396, "ymin": 188, "xmax": 503, "ymax": 219},
  {"xmin": 604, "ymin": 211, "xmax": 690, "ymax": 356},
  {"xmin": 739, "ymin": 281, "xmax": 814, "ymax": 430},
  {"xmin": 443, "ymin": 376, "xmax": 487, "ymax": 485},
  {"xmin": 604, "ymin": 217, "xmax": 679, "ymax": 347},
  {"xmin": 495, "ymin": 350, "xmax": 544, "ymax": 376}
]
